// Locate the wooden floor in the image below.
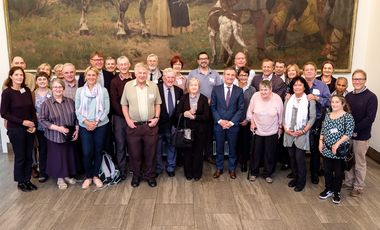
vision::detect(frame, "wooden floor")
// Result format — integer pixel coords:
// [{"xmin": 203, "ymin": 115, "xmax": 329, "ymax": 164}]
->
[{"xmin": 0, "ymin": 153, "xmax": 380, "ymax": 230}]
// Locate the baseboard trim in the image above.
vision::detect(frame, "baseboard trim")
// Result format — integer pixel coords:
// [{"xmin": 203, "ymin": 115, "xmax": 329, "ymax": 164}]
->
[{"xmin": 368, "ymin": 147, "xmax": 380, "ymax": 164}]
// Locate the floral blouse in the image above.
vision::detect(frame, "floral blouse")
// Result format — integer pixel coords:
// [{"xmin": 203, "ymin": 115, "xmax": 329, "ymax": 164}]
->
[{"xmin": 320, "ymin": 112, "xmax": 355, "ymax": 159}]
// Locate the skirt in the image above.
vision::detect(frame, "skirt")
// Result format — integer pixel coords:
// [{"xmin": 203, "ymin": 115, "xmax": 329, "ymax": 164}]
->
[{"xmin": 46, "ymin": 139, "xmax": 77, "ymax": 179}]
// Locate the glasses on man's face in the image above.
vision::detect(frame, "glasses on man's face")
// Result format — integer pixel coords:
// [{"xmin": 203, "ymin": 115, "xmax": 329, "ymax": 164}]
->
[
  {"xmin": 198, "ymin": 58, "xmax": 209, "ymax": 61},
  {"xmin": 352, "ymin": 78, "xmax": 366, "ymax": 82},
  {"xmin": 91, "ymin": 59, "xmax": 104, "ymax": 62}
]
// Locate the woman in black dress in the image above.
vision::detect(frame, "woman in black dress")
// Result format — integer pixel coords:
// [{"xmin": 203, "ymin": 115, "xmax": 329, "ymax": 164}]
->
[
  {"xmin": 176, "ymin": 77, "xmax": 210, "ymax": 180},
  {"xmin": 1, "ymin": 67, "xmax": 38, "ymax": 192}
]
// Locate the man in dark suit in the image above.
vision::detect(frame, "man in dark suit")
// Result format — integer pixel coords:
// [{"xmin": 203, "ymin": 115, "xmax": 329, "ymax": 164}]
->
[
  {"xmin": 156, "ymin": 68, "xmax": 183, "ymax": 177},
  {"xmin": 251, "ymin": 58, "xmax": 287, "ymax": 100},
  {"xmin": 211, "ymin": 67, "xmax": 244, "ymax": 179},
  {"xmin": 78, "ymin": 51, "xmax": 115, "ymax": 93}
]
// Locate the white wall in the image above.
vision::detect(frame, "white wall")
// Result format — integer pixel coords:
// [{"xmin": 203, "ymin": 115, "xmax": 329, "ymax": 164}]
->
[
  {"xmin": 0, "ymin": 0, "xmax": 379, "ymax": 152},
  {"xmin": 0, "ymin": 0, "xmax": 11, "ymax": 152}
]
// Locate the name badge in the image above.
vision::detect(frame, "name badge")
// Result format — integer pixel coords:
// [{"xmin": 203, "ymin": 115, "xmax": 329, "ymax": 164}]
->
[
  {"xmin": 330, "ymin": 128, "xmax": 338, "ymax": 134},
  {"xmin": 209, "ymin": 78, "xmax": 215, "ymax": 83},
  {"xmin": 176, "ymin": 100, "xmax": 180, "ymax": 104},
  {"xmin": 177, "ymin": 79, "xmax": 182, "ymax": 85},
  {"xmin": 47, "ymin": 94, "xmax": 51, "ymax": 98},
  {"xmin": 20, "ymin": 88, "xmax": 26, "ymax": 94},
  {"xmin": 312, "ymin": 88, "xmax": 321, "ymax": 95},
  {"xmin": 148, "ymin": 94, "xmax": 155, "ymax": 99}
]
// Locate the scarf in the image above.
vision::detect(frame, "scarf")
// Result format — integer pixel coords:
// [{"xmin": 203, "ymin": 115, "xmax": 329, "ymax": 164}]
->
[
  {"xmin": 78, "ymin": 83, "xmax": 104, "ymax": 121},
  {"xmin": 189, "ymin": 93, "xmax": 200, "ymax": 111},
  {"xmin": 284, "ymin": 93, "xmax": 309, "ymax": 130}
]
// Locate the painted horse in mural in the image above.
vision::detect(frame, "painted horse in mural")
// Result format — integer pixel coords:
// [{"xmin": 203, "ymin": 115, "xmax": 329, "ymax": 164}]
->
[{"xmin": 79, "ymin": 0, "xmax": 150, "ymax": 38}]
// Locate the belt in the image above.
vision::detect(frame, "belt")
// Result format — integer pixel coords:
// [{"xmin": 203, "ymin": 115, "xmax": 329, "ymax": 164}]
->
[{"xmin": 134, "ymin": 121, "xmax": 151, "ymax": 126}]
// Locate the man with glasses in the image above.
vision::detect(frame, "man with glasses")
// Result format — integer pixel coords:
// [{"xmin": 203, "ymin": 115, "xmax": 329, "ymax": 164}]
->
[
  {"xmin": 78, "ymin": 51, "xmax": 115, "ymax": 92},
  {"xmin": 345, "ymin": 69, "xmax": 378, "ymax": 197},
  {"xmin": 188, "ymin": 51, "xmax": 223, "ymax": 164},
  {"xmin": 147, "ymin": 53, "xmax": 163, "ymax": 84}
]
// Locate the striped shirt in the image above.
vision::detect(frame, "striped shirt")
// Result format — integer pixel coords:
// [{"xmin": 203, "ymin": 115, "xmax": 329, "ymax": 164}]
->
[{"xmin": 39, "ymin": 96, "xmax": 77, "ymax": 143}]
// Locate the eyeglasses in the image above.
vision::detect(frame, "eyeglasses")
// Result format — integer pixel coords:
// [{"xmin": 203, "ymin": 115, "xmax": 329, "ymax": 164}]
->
[
  {"xmin": 239, "ymin": 74, "xmax": 248, "ymax": 77},
  {"xmin": 352, "ymin": 78, "xmax": 366, "ymax": 81},
  {"xmin": 198, "ymin": 58, "xmax": 209, "ymax": 60},
  {"xmin": 91, "ymin": 58, "xmax": 104, "ymax": 62},
  {"xmin": 52, "ymin": 86, "xmax": 63, "ymax": 89}
]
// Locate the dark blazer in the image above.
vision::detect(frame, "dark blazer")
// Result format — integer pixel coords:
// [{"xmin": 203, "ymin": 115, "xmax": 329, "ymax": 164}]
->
[
  {"xmin": 251, "ymin": 74, "xmax": 287, "ymax": 100},
  {"xmin": 211, "ymin": 84, "xmax": 244, "ymax": 132},
  {"xmin": 157, "ymin": 83, "xmax": 183, "ymax": 133},
  {"xmin": 175, "ymin": 93, "xmax": 210, "ymax": 133},
  {"xmin": 78, "ymin": 69, "xmax": 115, "ymax": 92}
]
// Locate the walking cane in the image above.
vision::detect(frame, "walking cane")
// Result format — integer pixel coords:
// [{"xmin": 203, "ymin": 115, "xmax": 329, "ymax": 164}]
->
[{"xmin": 247, "ymin": 128, "xmax": 256, "ymax": 180}]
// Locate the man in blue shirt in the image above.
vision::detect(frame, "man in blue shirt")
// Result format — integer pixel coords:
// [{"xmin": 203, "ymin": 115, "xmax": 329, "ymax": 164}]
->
[
  {"xmin": 303, "ymin": 62, "xmax": 331, "ymax": 184},
  {"xmin": 187, "ymin": 52, "xmax": 223, "ymax": 164}
]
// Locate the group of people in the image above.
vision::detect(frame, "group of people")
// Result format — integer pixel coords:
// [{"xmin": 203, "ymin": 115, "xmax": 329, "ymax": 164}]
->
[{"xmin": 1, "ymin": 51, "xmax": 377, "ymax": 205}]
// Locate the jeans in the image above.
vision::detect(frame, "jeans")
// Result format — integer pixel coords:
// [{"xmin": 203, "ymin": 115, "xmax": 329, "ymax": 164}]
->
[
  {"xmin": 156, "ymin": 127, "xmax": 176, "ymax": 173},
  {"xmin": 36, "ymin": 130, "xmax": 48, "ymax": 177},
  {"xmin": 7, "ymin": 127, "xmax": 34, "ymax": 182},
  {"xmin": 79, "ymin": 124, "xmax": 108, "ymax": 178},
  {"xmin": 113, "ymin": 115, "xmax": 128, "ymax": 174}
]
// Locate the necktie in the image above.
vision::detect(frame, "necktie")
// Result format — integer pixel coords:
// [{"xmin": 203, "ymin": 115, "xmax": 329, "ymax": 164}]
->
[
  {"xmin": 167, "ymin": 88, "xmax": 174, "ymax": 116},
  {"xmin": 226, "ymin": 87, "xmax": 231, "ymax": 107},
  {"xmin": 150, "ymin": 72, "xmax": 154, "ymax": 81}
]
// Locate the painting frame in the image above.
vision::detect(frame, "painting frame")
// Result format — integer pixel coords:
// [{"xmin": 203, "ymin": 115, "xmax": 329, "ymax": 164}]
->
[{"xmin": 4, "ymin": 0, "xmax": 359, "ymax": 73}]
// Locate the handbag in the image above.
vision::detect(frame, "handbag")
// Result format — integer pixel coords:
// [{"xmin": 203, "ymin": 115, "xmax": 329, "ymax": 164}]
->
[
  {"xmin": 343, "ymin": 145, "xmax": 355, "ymax": 171},
  {"xmin": 171, "ymin": 113, "xmax": 193, "ymax": 148},
  {"xmin": 336, "ymin": 141, "xmax": 350, "ymax": 157},
  {"xmin": 63, "ymin": 125, "xmax": 76, "ymax": 141}
]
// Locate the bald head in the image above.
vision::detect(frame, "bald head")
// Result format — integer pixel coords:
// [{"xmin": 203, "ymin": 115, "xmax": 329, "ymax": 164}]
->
[{"xmin": 11, "ymin": 56, "xmax": 26, "ymax": 69}]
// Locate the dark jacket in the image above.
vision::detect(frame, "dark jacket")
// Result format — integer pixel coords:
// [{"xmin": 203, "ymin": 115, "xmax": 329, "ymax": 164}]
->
[
  {"xmin": 157, "ymin": 83, "xmax": 183, "ymax": 133},
  {"xmin": 175, "ymin": 93, "xmax": 210, "ymax": 134}
]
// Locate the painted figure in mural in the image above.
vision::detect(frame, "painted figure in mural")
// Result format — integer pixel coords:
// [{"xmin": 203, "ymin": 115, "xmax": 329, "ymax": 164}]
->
[
  {"xmin": 79, "ymin": 0, "xmax": 150, "ymax": 38},
  {"xmin": 208, "ymin": 0, "xmax": 248, "ymax": 66}
]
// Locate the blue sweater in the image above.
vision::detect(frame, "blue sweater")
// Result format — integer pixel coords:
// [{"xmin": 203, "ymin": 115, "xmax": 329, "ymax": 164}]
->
[{"xmin": 346, "ymin": 89, "xmax": 378, "ymax": 140}]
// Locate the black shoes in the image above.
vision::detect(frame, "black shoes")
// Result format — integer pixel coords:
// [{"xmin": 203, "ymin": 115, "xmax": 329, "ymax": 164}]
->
[
  {"xmin": 148, "ymin": 179, "xmax": 157, "ymax": 187},
  {"xmin": 167, "ymin": 171, "xmax": 175, "ymax": 177},
  {"xmin": 319, "ymin": 189, "xmax": 333, "ymax": 199},
  {"xmin": 287, "ymin": 172, "xmax": 295, "ymax": 178},
  {"xmin": 17, "ymin": 181, "xmax": 37, "ymax": 192},
  {"xmin": 131, "ymin": 177, "xmax": 140, "ymax": 187},
  {"xmin": 25, "ymin": 181, "xmax": 38, "ymax": 190},
  {"xmin": 311, "ymin": 176, "xmax": 320, "ymax": 184},
  {"xmin": 288, "ymin": 179, "xmax": 297, "ymax": 188},
  {"xmin": 120, "ymin": 173, "xmax": 127, "ymax": 181},
  {"xmin": 17, "ymin": 182, "xmax": 31, "ymax": 192},
  {"xmin": 332, "ymin": 192, "xmax": 341, "ymax": 204},
  {"xmin": 294, "ymin": 186, "xmax": 304, "ymax": 192}
]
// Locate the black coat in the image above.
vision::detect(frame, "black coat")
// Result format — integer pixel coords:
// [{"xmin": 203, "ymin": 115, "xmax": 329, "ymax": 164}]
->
[{"xmin": 157, "ymin": 83, "xmax": 183, "ymax": 133}]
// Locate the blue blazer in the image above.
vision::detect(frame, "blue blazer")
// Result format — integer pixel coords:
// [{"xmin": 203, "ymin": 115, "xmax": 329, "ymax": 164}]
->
[{"xmin": 211, "ymin": 84, "xmax": 244, "ymax": 132}]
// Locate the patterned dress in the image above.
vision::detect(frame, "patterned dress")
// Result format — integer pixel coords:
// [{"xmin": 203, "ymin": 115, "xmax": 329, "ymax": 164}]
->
[{"xmin": 320, "ymin": 112, "xmax": 355, "ymax": 159}]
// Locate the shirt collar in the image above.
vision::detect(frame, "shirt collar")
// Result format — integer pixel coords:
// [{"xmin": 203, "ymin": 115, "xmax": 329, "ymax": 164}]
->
[
  {"xmin": 353, "ymin": 86, "xmax": 367, "ymax": 94},
  {"xmin": 132, "ymin": 79, "xmax": 150, "ymax": 87},
  {"xmin": 52, "ymin": 96, "xmax": 66, "ymax": 104}
]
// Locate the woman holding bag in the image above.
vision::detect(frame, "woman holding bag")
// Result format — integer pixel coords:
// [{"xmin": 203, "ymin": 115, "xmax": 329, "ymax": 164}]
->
[
  {"xmin": 318, "ymin": 95, "xmax": 354, "ymax": 204},
  {"xmin": 176, "ymin": 78, "xmax": 210, "ymax": 181}
]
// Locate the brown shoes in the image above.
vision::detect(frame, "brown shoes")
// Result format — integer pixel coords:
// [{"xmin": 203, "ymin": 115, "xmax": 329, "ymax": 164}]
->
[
  {"xmin": 229, "ymin": 170, "xmax": 237, "ymax": 179},
  {"xmin": 350, "ymin": 188, "xmax": 362, "ymax": 197},
  {"xmin": 213, "ymin": 170, "xmax": 223, "ymax": 178}
]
